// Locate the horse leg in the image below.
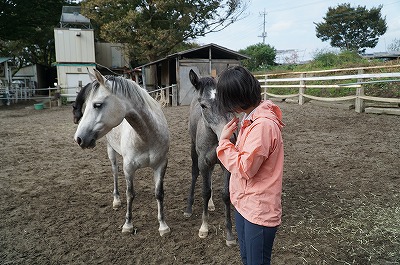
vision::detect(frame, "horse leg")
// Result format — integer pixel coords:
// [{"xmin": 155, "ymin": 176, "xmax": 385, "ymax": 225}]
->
[
  {"xmin": 208, "ymin": 178, "xmax": 215, "ymax": 211},
  {"xmin": 221, "ymin": 166, "xmax": 236, "ymax": 246},
  {"xmin": 184, "ymin": 142, "xmax": 199, "ymax": 218},
  {"xmin": 107, "ymin": 143, "xmax": 121, "ymax": 210},
  {"xmin": 198, "ymin": 164, "xmax": 214, "ymax": 238},
  {"xmin": 121, "ymin": 162, "xmax": 136, "ymax": 234},
  {"xmin": 154, "ymin": 160, "xmax": 170, "ymax": 236}
]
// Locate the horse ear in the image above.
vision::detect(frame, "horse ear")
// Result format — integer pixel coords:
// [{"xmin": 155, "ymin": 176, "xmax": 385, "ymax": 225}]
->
[
  {"xmin": 88, "ymin": 68, "xmax": 96, "ymax": 81},
  {"xmin": 189, "ymin": 69, "xmax": 199, "ymax": 89},
  {"xmin": 92, "ymin": 69, "xmax": 106, "ymax": 86}
]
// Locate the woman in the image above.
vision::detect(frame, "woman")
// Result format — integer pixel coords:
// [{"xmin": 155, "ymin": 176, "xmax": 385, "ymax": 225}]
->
[{"xmin": 216, "ymin": 66, "xmax": 284, "ymax": 265}]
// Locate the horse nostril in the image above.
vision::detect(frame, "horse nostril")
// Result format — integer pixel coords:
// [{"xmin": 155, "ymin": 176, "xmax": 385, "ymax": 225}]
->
[{"xmin": 76, "ymin": 137, "xmax": 82, "ymax": 146}]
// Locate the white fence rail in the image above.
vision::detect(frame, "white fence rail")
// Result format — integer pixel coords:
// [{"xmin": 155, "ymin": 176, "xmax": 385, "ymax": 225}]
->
[
  {"xmin": 147, "ymin": 84, "xmax": 178, "ymax": 107},
  {"xmin": 1, "ymin": 86, "xmax": 60, "ymax": 108},
  {"xmin": 255, "ymin": 65, "xmax": 400, "ymax": 113}
]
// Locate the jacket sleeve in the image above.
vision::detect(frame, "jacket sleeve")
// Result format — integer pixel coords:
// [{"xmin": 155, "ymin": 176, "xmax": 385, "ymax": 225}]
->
[{"xmin": 217, "ymin": 122, "xmax": 273, "ymax": 180}]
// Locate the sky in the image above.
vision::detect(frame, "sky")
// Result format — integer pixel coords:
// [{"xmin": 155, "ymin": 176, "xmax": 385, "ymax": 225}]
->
[{"xmin": 196, "ymin": 0, "xmax": 400, "ymax": 61}]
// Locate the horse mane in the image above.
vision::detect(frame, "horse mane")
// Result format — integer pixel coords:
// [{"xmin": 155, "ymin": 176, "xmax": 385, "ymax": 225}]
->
[
  {"xmin": 93, "ymin": 75, "xmax": 161, "ymax": 111},
  {"xmin": 75, "ymin": 82, "xmax": 93, "ymax": 107}
]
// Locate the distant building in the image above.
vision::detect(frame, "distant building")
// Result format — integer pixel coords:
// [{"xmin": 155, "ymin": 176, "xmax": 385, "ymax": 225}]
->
[
  {"xmin": 139, "ymin": 43, "xmax": 249, "ymax": 105},
  {"xmin": 0, "ymin": 57, "xmax": 12, "ymax": 88},
  {"xmin": 362, "ymin": 52, "xmax": 400, "ymax": 61},
  {"xmin": 0, "ymin": 57, "xmax": 12, "ymax": 105},
  {"xmin": 13, "ymin": 64, "xmax": 46, "ymax": 92},
  {"xmin": 95, "ymin": 42, "xmax": 128, "ymax": 71},
  {"xmin": 54, "ymin": 6, "xmax": 129, "ymax": 102}
]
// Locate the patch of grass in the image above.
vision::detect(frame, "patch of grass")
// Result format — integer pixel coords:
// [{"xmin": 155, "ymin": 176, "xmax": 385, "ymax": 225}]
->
[
  {"xmin": 333, "ymin": 202, "xmax": 400, "ymax": 263},
  {"xmin": 61, "ymin": 96, "xmax": 68, "ymax": 105},
  {"xmin": 277, "ymin": 190, "xmax": 400, "ymax": 264}
]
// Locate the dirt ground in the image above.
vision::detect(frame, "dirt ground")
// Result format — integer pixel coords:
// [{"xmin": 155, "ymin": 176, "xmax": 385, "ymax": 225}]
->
[{"xmin": 0, "ymin": 100, "xmax": 399, "ymax": 265}]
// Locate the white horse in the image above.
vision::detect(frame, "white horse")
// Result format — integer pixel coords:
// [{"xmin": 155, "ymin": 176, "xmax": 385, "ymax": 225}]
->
[{"xmin": 73, "ymin": 69, "xmax": 170, "ymax": 236}]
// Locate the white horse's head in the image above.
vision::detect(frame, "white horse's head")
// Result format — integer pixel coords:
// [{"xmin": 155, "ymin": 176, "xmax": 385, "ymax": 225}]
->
[{"xmin": 74, "ymin": 69, "xmax": 126, "ymax": 148}]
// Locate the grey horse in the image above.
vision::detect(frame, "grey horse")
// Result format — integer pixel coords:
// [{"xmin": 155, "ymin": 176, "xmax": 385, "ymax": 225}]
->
[{"xmin": 184, "ymin": 69, "xmax": 236, "ymax": 246}]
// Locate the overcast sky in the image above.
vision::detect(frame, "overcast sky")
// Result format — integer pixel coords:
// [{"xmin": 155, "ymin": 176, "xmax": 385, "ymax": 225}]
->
[{"xmin": 196, "ymin": 0, "xmax": 400, "ymax": 61}]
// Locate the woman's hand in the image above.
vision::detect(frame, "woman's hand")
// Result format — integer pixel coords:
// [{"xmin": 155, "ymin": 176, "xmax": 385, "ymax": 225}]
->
[{"xmin": 220, "ymin": 117, "xmax": 239, "ymax": 141}]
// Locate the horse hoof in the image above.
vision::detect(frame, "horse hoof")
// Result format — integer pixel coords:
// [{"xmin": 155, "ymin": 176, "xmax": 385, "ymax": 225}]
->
[
  {"xmin": 226, "ymin": 239, "xmax": 237, "ymax": 247},
  {"xmin": 159, "ymin": 227, "xmax": 171, "ymax": 236},
  {"xmin": 183, "ymin": 212, "xmax": 192, "ymax": 218},
  {"xmin": 121, "ymin": 224, "xmax": 133, "ymax": 234},
  {"xmin": 198, "ymin": 230, "xmax": 208, "ymax": 238},
  {"xmin": 113, "ymin": 199, "xmax": 121, "ymax": 210}
]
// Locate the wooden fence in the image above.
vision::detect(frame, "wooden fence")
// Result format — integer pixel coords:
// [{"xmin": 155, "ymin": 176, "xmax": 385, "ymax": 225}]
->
[
  {"xmin": 255, "ymin": 64, "xmax": 400, "ymax": 114},
  {"xmin": 1, "ymin": 86, "xmax": 60, "ymax": 108},
  {"xmin": 4, "ymin": 65, "xmax": 399, "ymax": 113},
  {"xmin": 147, "ymin": 84, "xmax": 178, "ymax": 107}
]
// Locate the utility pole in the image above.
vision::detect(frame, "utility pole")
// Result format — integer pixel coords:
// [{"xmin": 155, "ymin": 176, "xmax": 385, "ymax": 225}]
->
[{"xmin": 259, "ymin": 9, "xmax": 267, "ymax": 43}]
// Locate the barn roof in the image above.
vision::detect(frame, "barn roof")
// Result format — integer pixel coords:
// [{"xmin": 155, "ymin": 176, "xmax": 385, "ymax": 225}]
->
[
  {"xmin": 139, "ymin": 43, "xmax": 249, "ymax": 67},
  {"xmin": 0, "ymin": 57, "xmax": 12, "ymax": 64},
  {"xmin": 362, "ymin": 52, "xmax": 400, "ymax": 60}
]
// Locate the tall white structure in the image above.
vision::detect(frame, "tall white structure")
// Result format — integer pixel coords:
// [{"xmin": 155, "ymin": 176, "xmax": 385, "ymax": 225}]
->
[{"xmin": 54, "ymin": 6, "xmax": 95, "ymax": 101}]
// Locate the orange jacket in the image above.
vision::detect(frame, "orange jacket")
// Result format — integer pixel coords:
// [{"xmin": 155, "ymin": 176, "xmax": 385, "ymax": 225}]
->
[{"xmin": 217, "ymin": 100, "xmax": 284, "ymax": 227}]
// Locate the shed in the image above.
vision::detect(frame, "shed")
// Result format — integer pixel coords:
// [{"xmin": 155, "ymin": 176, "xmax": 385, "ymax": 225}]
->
[
  {"xmin": 0, "ymin": 57, "xmax": 12, "ymax": 105},
  {"xmin": 13, "ymin": 64, "xmax": 46, "ymax": 92},
  {"xmin": 139, "ymin": 43, "xmax": 249, "ymax": 105},
  {"xmin": 0, "ymin": 57, "xmax": 13, "ymax": 87}
]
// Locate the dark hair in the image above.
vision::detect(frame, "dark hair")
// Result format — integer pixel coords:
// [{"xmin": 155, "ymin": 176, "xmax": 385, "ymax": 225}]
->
[{"xmin": 217, "ymin": 66, "xmax": 261, "ymax": 112}]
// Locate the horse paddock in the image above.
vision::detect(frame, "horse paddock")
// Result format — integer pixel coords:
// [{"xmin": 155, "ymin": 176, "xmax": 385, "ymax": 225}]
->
[{"xmin": 1, "ymin": 101, "xmax": 399, "ymax": 264}]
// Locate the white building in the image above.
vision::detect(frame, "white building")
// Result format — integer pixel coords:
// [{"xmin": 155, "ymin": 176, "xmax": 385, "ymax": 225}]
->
[{"xmin": 54, "ymin": 6, "xmax": 129, "ymax": 102}]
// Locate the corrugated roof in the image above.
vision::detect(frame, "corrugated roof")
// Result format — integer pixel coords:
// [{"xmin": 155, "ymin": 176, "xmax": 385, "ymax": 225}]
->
[
  {"xmin": 0, "ymin": 57, "xmax": 12, "ymax": 64},
  {"xmin": 139, "ymin": 43, "xmax": 249, "ymax": 67},
  {"xmin": 362, "ymin": 52, "xmax": 400, "ymax": 60},
  {"xmin": 59, "ymin": 6, "xmax": 91, "ymax": 28}
]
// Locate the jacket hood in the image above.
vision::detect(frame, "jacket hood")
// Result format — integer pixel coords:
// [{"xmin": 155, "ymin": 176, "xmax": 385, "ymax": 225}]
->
[{"xmin": 252, "ymin": 100, "xmax": 285, "ymax": 129}]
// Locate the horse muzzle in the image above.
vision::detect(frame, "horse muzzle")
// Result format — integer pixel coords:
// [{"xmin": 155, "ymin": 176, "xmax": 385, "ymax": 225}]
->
[{"xmin": 74, "ymin": 134, "xmax": 97, "ymax": 149}]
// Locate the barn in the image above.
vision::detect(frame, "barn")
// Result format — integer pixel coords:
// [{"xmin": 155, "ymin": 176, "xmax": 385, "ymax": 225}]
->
[{"xmin": 139, "ymin": 44, "xmax": 249, "ymax": 105}]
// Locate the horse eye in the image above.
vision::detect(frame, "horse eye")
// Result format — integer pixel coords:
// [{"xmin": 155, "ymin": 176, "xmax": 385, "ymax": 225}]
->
[
  {"xmin": 93, "ymin": 103, "xmax": 102, "ymax": 109},
  {"xmin": 200, "ymin": 104, "xmax": 207, "ymax": 109}
]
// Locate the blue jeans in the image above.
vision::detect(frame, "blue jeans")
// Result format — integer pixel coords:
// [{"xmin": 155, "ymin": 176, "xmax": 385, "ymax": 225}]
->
[{"xmin": 235, "ymin": 210, "xmax": 278, "ymax": 265}]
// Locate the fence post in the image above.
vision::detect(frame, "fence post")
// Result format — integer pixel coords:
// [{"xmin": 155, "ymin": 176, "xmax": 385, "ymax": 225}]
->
[
  {"xmin": 165, "ymin": 86, "xmax": 170, "ymax": 106},
  {"xmin": 355, "ymin": 69, "xmax": 365, "ymax": 113},
  {"xmin": 172, "ymin": 84, "xmax": 178, "ymax": 106},
  {"xmin": 263, "ymin": 74, "xmax": 268, "ymax": 100},
  {"xmin": 57, "ymin": 86, "xmax": 62, "ymax": 107},
  {"xmin": 298, "ymin": 73, "xmax": 305, "ymax": 105}
]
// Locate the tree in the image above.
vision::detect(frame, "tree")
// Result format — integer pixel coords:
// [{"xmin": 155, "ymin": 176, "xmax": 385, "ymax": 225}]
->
[
  {"xmin": 0, "ymin": 0, "xmax": 74, "ymax": 68},
  {"xmin": 314, "ymin": 3, "xmax": 387, "ymax": 53},
  {"xmin": 239, "ymin": 43, "xmax": 276, "ymax": 71},
  {"xmin": 80, "ymin": 0, "xmax": 247, "ymax": 63},
  {"xmin": 387, "ymin": 38, "xmax": 400, "ymax": 52}
]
